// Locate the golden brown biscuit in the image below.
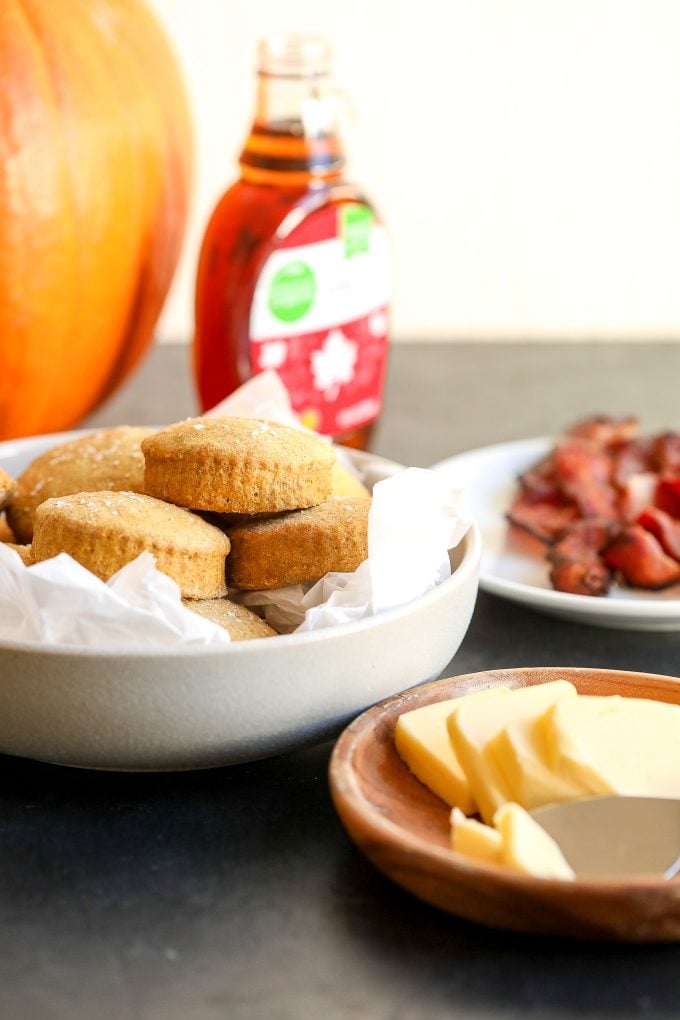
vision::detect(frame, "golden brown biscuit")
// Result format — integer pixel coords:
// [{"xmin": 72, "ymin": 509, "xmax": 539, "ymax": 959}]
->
[
  {"xmin": 331, "ymin": 461, "xmax": 370, "ymax": 499},
  {"xmin": 6, "ymin": 426, "xmax": 154, "ymax": 543},
  {"xmin": 226, "ymin": 496, "xmax": 371, "ymax": 590},
  {"xmin": 0, "ymin": 467, "xmax": 15, "ymax": 511},
  {"xmin": 4, "ymin": 544, "xmax": 32, "ymax": 566},
  {"xmin": 32, "ymin": 491, "xmax": 230, "ymax": 599},
  {"xmin": 182, "ymin": 598, "xmax": 277, "ymax": 640},
  {"xmin": 197, "ymin": 445, "xmax": 369, "ymax": 524},
  {"xmin": 142, "ymin": 417, "xmax": 334, "ymax": 514},
  {"xmin": 0, "ymin": 515, "xmax": 15, "ymax": 543}
]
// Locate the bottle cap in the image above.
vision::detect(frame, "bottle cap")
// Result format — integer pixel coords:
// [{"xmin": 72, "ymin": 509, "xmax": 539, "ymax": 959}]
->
[{"xmin": 257, "ymin": 34, "xmax": 332, "ymax": 78}]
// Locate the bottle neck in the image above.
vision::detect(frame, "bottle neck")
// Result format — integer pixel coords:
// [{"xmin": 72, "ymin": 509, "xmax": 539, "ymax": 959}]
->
[{"xmin": 240, "ymin": 72, "xmax": 345, "ymax": 187}]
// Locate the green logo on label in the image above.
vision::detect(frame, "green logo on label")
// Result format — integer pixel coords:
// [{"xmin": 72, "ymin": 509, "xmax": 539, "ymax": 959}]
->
[
  {"xmin": 268, "ymin": 261, "xmax": 316, "ymax": 322},
  {"xmin": 341, "ymin": 204, "xmax": 373, "ymax": 258}
]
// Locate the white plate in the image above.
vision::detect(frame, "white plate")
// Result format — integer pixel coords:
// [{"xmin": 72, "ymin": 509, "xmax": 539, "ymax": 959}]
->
[
  {"xmin": 433, "ymin": 437, "xmax": 680, "ymax": 631},
  {"xmin": 0, "ymin": 431, "xmax": 481, "ymax": 771}
]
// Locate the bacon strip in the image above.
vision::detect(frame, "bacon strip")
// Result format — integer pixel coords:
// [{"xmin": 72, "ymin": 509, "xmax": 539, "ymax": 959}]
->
[
  {"xmin": 637, "ymin": 507, "xmax": 680, "ymax": 562},
  {"xmin": 603, "ymin": 526, "xmax": 680, "ymax": 589},
  {"xmin": 654, "ymin": 434, "xmax": 680, "ymax": 474},
  {"xmin": 611, "ymin": 438, "xmax": 656, "ymax": 487},
  {"xmin": 549, "ymin": 560, "xmax": 612, "ymax": 597},
  {"xmin": 655, "ymin": 477, "xmax": 680, "ymax": 518},
  {"xmin": 553, "ymin": 439, "xmax": 619, "ymax": 521},
  {"xmin": 507, "ymin": 491, "xmax": 578, "ymax": 543},
  {"xmin": 518, "ymin": 457, "xmax": 560, "ymax": 502},
  {"xmin": 619, "ymin": 472, "xmax": 658, "ymax": 523},
  {"xmin": 566, "ymin": 416, "xmax": 639, "ymax": 447},
  {"xmin": 547, "ymin": 520, "xmax": 617, "ymax": 596}
]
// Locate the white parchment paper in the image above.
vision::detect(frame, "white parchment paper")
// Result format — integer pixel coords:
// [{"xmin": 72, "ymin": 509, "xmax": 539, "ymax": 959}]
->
[{"xmin": 0, "ymin": 546, "xmax": 232, "ymax": 646}]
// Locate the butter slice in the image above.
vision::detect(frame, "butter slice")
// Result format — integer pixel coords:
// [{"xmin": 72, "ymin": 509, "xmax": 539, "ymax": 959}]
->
[
  {"xmin": 450, "ymin": 807, "xmax": 502, "ymax": 864},
  {"xmin": 486, "ymin": 714, "xmax": 588, "ymax": 811},
  {"xmin": 447, "ymin": 681, "xmax": 577, "ymax": 823},
  {"xmin": 394, "ymin": 688, "xmax": 509, "ymax": 814},
  {"xmin": 494, "ymin": 803, "xmax": 575, "ymax": 881},
  {"xmin": 542, "ymin": 694, "xmax": 680, "ymax": 797},
  {"xmin": 331, "ymin": 461, "xmax": 371, "ymax": 499}
]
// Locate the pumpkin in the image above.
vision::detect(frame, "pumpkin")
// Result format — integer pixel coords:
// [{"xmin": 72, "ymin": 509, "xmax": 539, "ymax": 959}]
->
[{"xmin": 0, "ymin": 0, "xmax": 192, "ymax": 440}]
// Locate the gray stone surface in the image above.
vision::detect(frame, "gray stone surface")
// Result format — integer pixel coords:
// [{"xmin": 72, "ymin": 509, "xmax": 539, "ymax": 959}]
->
[{"xmin": 0, "ymin": 341, "xmax": 675, "ymax": 1018}]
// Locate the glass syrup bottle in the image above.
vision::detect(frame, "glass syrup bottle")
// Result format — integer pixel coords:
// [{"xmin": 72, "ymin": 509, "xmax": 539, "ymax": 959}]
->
[{"xmin": 193, "ymin": 34, "xmax": 390, "ymax": 449}]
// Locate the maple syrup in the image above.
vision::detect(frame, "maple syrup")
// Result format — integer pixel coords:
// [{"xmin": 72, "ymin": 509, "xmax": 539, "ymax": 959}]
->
[{"xmin": 193, "ymin": 35, "xmax": 390, "ymax": 450}]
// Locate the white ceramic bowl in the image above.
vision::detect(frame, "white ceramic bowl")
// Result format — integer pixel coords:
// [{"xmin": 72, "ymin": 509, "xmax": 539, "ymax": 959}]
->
[{"xmin": 0, "ymin": 434, "xmax": 481, "ymax": 771}]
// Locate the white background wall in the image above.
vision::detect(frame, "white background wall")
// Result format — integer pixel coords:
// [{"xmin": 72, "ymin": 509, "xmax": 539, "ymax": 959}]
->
[{"xmin": 148, "ymin": 0, "xmax": 680, "ymax": 342}]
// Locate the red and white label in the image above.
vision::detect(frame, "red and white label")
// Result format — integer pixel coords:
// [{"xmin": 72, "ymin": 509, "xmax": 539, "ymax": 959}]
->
[{"xmin": 248, "ymin": 204, "xmax": 390, "ymax": 436}]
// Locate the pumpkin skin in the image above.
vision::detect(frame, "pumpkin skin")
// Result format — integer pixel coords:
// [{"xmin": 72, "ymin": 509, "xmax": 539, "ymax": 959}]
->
[{"xmin": 0, "ymin": 0, "xmax": 192, "ymax": 439}]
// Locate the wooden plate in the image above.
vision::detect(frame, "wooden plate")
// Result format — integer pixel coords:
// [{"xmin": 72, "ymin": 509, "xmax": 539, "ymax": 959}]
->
[{"xmin": 329, "ymin": 667, "xmax": 680, "ymax": 942}]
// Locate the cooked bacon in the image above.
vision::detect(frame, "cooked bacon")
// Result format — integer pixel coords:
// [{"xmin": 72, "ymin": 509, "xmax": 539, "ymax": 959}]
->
[
  {"xmin": 510, "ymin": 420, "xmax": 680, "ymax": 596},
  {"xmin": 507, "ymin": 490, "xmax": 578, "ymax": 543},
  {"xmin": 548, "ymin": 519, "xmax": 618, "ymax": 561},
  {"xmin": 553, "ymin": 439, "xmax": 619, "ymax": 520},
  {"xmin": 566, "ymin": 416, "xmax": 639, "ymax": 448},
  {"xmin": 611, "ymin": 438, "xmax": 656, "ymax": 487},
  {"xmin": 619, "ymin": 472, "xmax": 659, "ymax": 522},
  {"xmin": 549, "ymin": 560, "xmax": 612, "ymax": 597},
  {"xmin": 603, "ymin": 525, "xmax": 680, "ymax": 589},
  {"xmin": 655, "ymin": 477, "xmax": 680, "ymax": 518},
  {"xmin": 518, "ymin": 457, "xmax": 560, "ymax": 502},
  {"xmin": 654, "ymin": 433, "xmax": 680, "ymax": 474},
  {"xmin": 637, "ymin": 507, "xmax": 680, "ymax": 562},
  {"xmin": 546, "ymin": 519, "xmax": 617, "ymax": 596}
]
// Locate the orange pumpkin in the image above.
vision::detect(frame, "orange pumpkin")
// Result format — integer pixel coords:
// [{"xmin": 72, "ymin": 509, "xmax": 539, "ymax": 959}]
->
[{"xmin": 0, "ymin": 0, "xmax": 192, "ymax": 440}]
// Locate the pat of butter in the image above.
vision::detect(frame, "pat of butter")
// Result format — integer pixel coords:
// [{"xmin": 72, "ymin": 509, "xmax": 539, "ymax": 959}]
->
[
  {"xmin": 331, "ymin": 461, "xmax": 371, "ymax": 499},
  {"xmin": 450, "ymin": 803, "xmax": 574, "ymax": 881},
  {"xmin": 542, "ymin": 694, "xmax": 680, "ymax": 798},
  {"xmin": 486, "ymin": 714, "xmax": 588, "ymax": 811},
  {"xmin": 450, "ymin": 807, "xmax": 502, "ymax": 863},
  {"xmin": 394, "ymin": 687, "xmax": 509, "ymax": 814},
  {"xmin": 447, "ymin": 680, "xmax": 577, "ymax": 823},
  {"xmin": 494, "ymin": 803, "xmax": 575, "ymax": 881}
]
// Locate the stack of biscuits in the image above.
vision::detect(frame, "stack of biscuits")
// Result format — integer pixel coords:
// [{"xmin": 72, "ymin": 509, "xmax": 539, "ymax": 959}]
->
[{"xmin": 0, "ymin": 418, "xmax": 372, "ymax": 641}]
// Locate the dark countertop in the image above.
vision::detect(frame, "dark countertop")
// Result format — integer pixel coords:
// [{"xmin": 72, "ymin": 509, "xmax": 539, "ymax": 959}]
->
[{"xmin": 2, "ymin": 341, "xmax": 680, "ymax": 1018}]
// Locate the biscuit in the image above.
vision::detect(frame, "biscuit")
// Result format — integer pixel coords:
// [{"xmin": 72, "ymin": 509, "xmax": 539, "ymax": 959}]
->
[
  {"xmin": 31, "ymin": 491, "xmax": 230, "ymax": 599},
  {"xmin": 226, "ymin": 496, "xmax": 371, "ymax": 590},
  {"xmin": 0, "ymin": 467, "xmax": 15, "ymax": 511},
  {"xmin": 0, "ymin": 515, "xmax": 15, "ymax": 543},
  {"xmin": 6, "ymin": 426, "xmax": 154, "ymax": 543},
  {"xmin": 182, "ymin": 598, "xmax": 277, "ymax": 640},
  {"xmin": 142, "ymin": 417, "xmax": 334, "ymax": 514},
  {"xmin": 204, "ymin": 456, "xmax": 367, "ymax": 527}
]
